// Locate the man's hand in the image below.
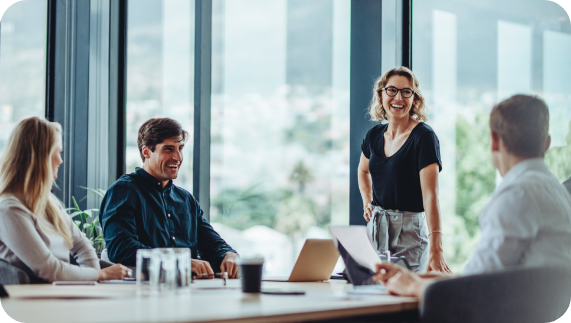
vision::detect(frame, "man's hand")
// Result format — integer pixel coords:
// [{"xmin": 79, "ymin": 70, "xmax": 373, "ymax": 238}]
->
[
  {"xmin": 373, "ymin": 262, "xmax": 427, "ymax": 297},
  {"xmin": 220, "ymin": 252, "xmax": 239, "ymax": 278},
  {"xmin": 192, "ymin": 259, "xmax": 214, "ymax": 279}
]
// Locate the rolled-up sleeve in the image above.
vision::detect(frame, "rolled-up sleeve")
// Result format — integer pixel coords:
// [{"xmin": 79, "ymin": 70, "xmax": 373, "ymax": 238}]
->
[
  {"xmin": 194, "ymin": 199, "xmax": 236, "ymax": 270},
  {"xmin": 100, "ymin": 182, "xmax": 151, "ymax": 266}
]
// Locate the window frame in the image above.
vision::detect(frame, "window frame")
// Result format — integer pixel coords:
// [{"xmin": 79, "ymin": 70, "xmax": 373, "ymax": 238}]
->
[{"xmin": 44, "ymin": 0, "xmax": 413, "ymax": 220}]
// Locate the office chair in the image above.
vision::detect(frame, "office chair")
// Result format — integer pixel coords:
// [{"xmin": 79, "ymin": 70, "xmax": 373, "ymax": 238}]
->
[
  {"xmin": 0, "ymin": 256, "xmax": 113, "ymax": 286},
  {"xmin": 0, "ymin": 259, "xmax": 30, "ymax": 285},
  {"xmin": 420, "ymin": 265, "xmax": 571, "ymax": 323}
]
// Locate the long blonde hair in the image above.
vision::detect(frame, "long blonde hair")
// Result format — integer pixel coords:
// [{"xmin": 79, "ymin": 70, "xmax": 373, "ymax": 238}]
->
[
  {"xmin": 0, "ymin": 117, "xmax": 72, "ymax": 248},
  {"xmin": 368, "ymin": 66, "xmax": 428, "ymax": 122}
]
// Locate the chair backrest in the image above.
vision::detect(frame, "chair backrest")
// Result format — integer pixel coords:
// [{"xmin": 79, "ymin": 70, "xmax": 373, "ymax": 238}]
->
[
  {"xmin": 420, "ymin": 266, "xmax": 571, "ymax": 323},
  {"xmin": 0, "ymin": 259, "xmax": 30, "ymax": 285}
]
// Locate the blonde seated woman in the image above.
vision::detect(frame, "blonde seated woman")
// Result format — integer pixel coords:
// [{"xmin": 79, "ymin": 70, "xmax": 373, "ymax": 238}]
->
[{"xmin": 0, "ymin": 117, "xmax": 131, "ymax": 282}]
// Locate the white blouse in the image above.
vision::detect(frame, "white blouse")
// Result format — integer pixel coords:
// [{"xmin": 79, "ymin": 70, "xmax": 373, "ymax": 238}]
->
[{"xmin": 0, "ymin": 195, "xmax": 100, "ymax": 282}]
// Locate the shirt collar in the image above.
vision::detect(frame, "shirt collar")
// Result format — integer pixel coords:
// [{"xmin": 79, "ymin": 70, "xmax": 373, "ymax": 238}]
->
[
  {"xmin": 498, "ymin": 158, "xmax": 548, "ymax": 190},
  {"xmin": 135, "ymin": 167, "xmax": 172, "ymax": 191}
]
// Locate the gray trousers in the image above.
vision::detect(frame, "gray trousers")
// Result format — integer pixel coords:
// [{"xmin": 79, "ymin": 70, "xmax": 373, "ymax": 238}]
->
[{"xmin": 367, "ymin": 206, "xmax": 429, "ymax": 272}]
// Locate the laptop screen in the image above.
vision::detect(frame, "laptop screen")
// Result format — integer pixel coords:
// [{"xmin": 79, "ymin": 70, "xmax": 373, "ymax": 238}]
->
[{"xmin": 337, "ymin": 241, "xmax": 380, "ymax": 286}]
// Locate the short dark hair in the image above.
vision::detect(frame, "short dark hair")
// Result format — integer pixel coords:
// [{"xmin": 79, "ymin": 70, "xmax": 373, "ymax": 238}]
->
[
  {"xmin": 489, "ymin": 94, "xmax": 549, "ymax": 158},
  {"xmin": 137, "ymin": 118, "xmax": 189, "ymax": 162}
]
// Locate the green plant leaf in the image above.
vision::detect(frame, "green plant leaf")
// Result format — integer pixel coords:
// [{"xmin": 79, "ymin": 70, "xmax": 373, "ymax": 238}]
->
[
  {"xmin": 68, "ymin": 211, "xmax": 83, "ymax": 218},
  {"xmin": 79, "ymin": 186, "xmax": 106, "ymax": 198}
]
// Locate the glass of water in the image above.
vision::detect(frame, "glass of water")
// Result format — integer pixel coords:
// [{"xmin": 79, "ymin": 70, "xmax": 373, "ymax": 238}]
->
[
  {"xmin": 136, "ymin": 249, "xmax": 154, "ymax": 293},
  {"xmin": 154, "ymin": 248, "xmax": 176, "ymax": 291},
  {"xmin": 173, "ymin": 248, "xmax": 192, "ymax": 290}
]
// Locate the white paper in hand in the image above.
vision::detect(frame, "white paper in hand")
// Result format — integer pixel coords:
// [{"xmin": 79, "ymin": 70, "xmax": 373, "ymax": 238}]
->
[{"xmin": 329, "ymin": 226, "xmax": 381, "ymax": 272}]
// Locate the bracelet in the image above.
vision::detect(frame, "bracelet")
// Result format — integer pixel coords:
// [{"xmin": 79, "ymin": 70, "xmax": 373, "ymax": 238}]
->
[{"xmin": 428, "ymin": 230, "xmax": 442, "ymax": 236}]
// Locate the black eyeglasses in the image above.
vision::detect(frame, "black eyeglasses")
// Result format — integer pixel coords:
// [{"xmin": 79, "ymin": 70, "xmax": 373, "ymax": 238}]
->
[{"xmin": 379, "ymin": 86, "xmax": 415, "ymax": 98}]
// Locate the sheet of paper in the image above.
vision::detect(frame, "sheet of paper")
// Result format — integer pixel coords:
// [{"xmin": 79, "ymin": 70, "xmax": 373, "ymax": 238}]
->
[{"xmin": 328, "ymin": 226, "xmax": 381, "ymax": 271}]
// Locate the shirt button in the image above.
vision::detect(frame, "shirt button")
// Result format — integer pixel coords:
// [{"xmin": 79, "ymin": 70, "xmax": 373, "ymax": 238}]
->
[
  {"xmin": 172, "ymin": 236, "xmax": 176, "ymax": 240},
  {"xmin": 158, "ymin": 182, "xmax": 160, "ymax": 185},
  {"xmin": 168, "ymin": 214, "xmax": 171, "ymax": 218}
]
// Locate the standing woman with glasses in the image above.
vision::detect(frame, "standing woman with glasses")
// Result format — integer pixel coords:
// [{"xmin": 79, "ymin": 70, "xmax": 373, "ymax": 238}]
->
[{"xmin": 358, "ymin": 67, "xmax": 451, "ymax": 273}]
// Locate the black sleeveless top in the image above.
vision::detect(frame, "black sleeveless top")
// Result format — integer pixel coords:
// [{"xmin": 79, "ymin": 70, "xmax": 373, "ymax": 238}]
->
[{"xmin": 361, "ymin": 122, "xmax": 442, "ymax": 212}]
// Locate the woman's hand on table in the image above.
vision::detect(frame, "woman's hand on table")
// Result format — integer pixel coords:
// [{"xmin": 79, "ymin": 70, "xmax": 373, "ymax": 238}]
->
[
  {"xmin": 363, "ymin": 202, "xmax": 374, "ymax": 222},
  {"xmin": 97, "ymin": 264, "xmax": 132, "ymax": 281},
  {"xmin": 426, "ymin": 249, "xmax": 452, "ymax": 274}
]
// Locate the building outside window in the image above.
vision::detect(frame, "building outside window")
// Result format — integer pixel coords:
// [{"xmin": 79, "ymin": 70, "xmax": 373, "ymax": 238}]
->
[
  {"xmin": 209, "ymin": 0, "xmax": 350, "ymax": 275},
  {"xmin": 125, "ymin": 0, "xmax": 195, "ymax": 190},
  {"xmin": 0, "ymin": 0, "xmax": 46, "ymax": 154},
  {"xmin": 413, "ymin": 0, "xmax": 571, "ymax": 272}
]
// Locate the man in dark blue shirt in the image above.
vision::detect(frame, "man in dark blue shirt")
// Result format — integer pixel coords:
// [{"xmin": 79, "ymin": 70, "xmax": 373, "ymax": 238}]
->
[{"xmin": 100, "ymin": 118, "xmax": 238, "ymax": 278}]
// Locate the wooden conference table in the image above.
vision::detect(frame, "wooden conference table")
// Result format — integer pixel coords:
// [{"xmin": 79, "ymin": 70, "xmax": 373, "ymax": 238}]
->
[{"xmin": 1, "ymin": 279, "xmax": 418, "ymax": 323}]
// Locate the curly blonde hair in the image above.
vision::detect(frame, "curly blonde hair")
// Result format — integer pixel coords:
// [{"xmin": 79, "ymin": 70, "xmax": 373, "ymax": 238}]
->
[{"xmin": 368, "ymin": 66, "xmax": 427, "ymax": 122}]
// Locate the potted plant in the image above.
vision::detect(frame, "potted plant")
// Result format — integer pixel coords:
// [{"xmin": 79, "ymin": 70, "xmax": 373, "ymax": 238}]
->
[{"xmin": 66, "ymin": 188, "xmax": 106, "ymax": 256}]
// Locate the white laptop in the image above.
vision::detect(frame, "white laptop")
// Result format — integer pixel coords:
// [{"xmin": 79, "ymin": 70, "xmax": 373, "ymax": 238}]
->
[{"xmin": 263, "ymin": 239, "xmax": 340, "ymax": 282}]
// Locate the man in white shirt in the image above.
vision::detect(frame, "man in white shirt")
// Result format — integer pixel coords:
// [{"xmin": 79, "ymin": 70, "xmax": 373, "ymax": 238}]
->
[{"xmin": 373, "ymin": 94, "xmax": 571, "ymax": 297}]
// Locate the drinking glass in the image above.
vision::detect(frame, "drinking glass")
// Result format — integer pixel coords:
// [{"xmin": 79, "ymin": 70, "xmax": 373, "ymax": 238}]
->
[
  {"xmin": 136, "ymin": 249, "xmax": 154, "ymax": 292},
  {"xmin": 155, "ymin": 248, "xmax": 176, "ymax": 291},
  {"xmin": 173, "ymin": 248, "xmax": 192, "ymax": 289}
]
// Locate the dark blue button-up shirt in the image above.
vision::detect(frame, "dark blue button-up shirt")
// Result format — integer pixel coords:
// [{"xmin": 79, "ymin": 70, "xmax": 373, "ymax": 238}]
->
[{"xmin": 100, "ymin": 168, "xmax": 236, "ymax": 268}]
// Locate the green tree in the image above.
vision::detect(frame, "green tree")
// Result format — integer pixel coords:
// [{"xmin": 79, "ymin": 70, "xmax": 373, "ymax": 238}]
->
[
  {"xmin": 290, "ymin": 160, "xmax": 314, "ymax": 193},
  {"xmin": 450, "ymin": 113, "xmax": 496, "ymax": 270},
  {"xmin": 210, "ymin": 184, "xmax": 276, "ymax": 230},
  {"xmin": 545, "ymin": 120, "xmax": 571, "ymax": 182},
  {"xmin": 274, "ymin": 193, "xmax": 317, "ymax": 237},
  {"xmin": 455, "ymin": 114, "xmax": 496, "ymax": 236}
]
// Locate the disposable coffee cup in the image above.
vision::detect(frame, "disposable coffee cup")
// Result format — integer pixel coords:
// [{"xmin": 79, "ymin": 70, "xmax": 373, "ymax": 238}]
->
[{"xmin": 239, "ymin": 257, "xmax": 264, "ymax": 293}]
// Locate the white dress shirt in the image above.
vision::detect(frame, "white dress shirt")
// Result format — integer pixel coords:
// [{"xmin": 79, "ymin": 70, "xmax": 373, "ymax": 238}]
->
[{"xmin": 463, "ymin": 159, "xmax": 571, "ymax": 275}]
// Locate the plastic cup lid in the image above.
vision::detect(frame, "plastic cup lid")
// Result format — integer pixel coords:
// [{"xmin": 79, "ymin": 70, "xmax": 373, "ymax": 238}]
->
[{"xmin": 238, "ymin": 257, "xmax": 264, "ymax": 265}]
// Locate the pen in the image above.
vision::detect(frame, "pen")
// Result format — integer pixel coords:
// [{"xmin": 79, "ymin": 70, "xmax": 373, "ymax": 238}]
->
[{"xmin": 192, "ymin": 272, "xmax": 228, "ymax": 285}]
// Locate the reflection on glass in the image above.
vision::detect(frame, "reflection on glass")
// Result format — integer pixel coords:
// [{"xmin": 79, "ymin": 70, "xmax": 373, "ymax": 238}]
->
[
  {"xmin": 0, "ymin": 0, "xmax": 46, "ymax": 154},
  {"xmin": 414, "ymin": 0, "xmax": 571, "ymax": 272},
  {"xmin": 210, "ymin": 0, "xmax": 350, "ymax": 275},
  {"xmin": 125, "ymin": 0, "xmax": 194, "ymax": 190}
]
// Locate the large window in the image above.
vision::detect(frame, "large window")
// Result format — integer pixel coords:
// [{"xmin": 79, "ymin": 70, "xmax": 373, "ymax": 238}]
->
[
  {"xmin": 413, "ymin": 0, "xmax": 571, "ymax": 272},
  {"xmin": 125, "ymin": 0, "xmax": 195, "ymax": 189},
  {"xmin": 0, "ymin": 0, "xmax": 46, "ymax": 153},
  {"xmin": 209, "ymin": 0, "xmax": 350, "ymax": 275}
]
